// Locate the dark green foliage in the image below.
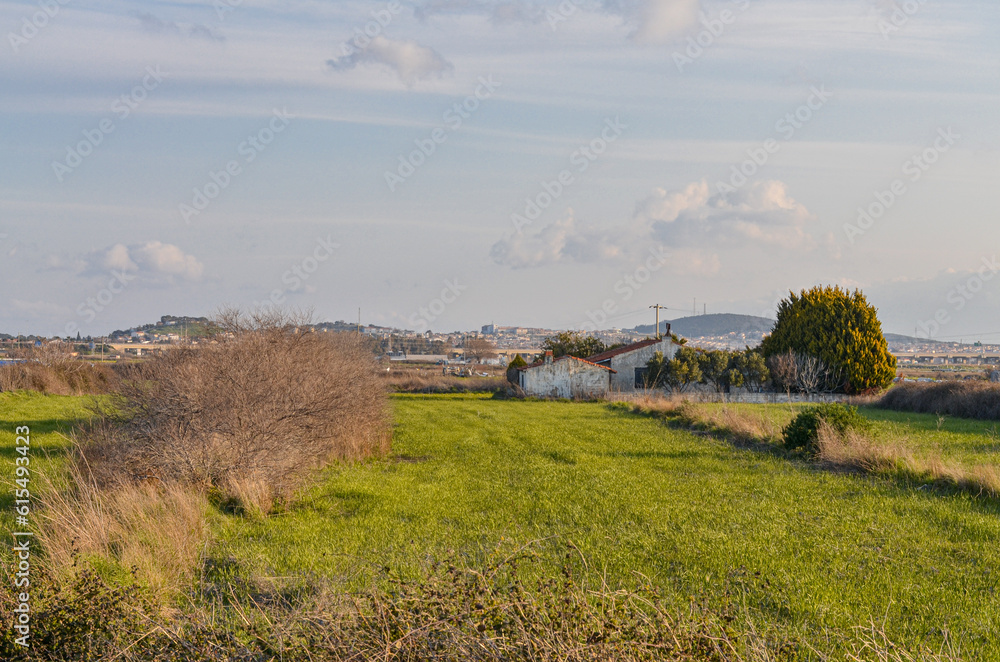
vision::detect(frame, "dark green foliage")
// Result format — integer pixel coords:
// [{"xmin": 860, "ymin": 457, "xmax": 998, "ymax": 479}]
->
[
  {"xmin": 0, "ymin": 569, "xmax": 150, "ymax": 661},
  {"xmin": 782, "ymin": 403, "xmax": 870, "ymax": 453},
  {"xmin": 506, "ymin": 353, "xmax": 527, "ymax": 384},
  {"xmin": 697, "ymin": 350, "xmax": 744, "ymax": 393},
  {"xmin": 731, "ymin": 349, "xmax": 770, "ymax": 393},
  {"xmin": 760, "ymin": 286, "xmax": 896, "ymax": 393},
  {"xmin": 646, "ymin": 347, "xmax": 703, "ymax": 392},
  {"xmin": 540, "ymin": 331, "xmax": 607, "ymax": 359}
]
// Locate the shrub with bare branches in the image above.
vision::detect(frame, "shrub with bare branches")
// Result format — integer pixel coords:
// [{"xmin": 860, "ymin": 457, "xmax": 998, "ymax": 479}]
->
[
  {"xmin": 82, "ymin": 310, "xmax": 391, "ymax": 504},
  {"xmin": 0, "ymin": 343, "xmax": 115, "ymax": 395}
]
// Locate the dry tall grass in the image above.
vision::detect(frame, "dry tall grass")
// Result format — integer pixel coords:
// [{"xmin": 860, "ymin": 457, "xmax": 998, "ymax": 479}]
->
[
  {"xmin": 35, "ymin": 461, "xmax": 208, "ymax": 596},
  {"xmin": 623, "ymin": 396, "xmax": 1000, "ymax": 499},
  {"xmin": 878, "ymin": 381, "xmax": 1000, "ymax": 420},
  {"xmin": 814, "ymin": 421, "xmax": 1000, "ymax": 497},
  {"xmin": 622, "ymin": 396, "xmax": 782, "ymax": 445}
]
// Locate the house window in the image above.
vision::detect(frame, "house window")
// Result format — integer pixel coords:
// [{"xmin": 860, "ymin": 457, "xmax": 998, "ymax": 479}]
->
[{"xmin": 634, "ymin": 367, "xmax": 649, "ymax": 388}]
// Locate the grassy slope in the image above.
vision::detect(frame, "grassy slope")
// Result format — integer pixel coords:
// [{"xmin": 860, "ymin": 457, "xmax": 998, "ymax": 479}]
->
[
  {"xmin": 0, "ymin": 392, "xmax": 93, "ymax": 535},
  {"xmin": 216, "ymin": 394, "xmax": 1000, "ymax": 655}
]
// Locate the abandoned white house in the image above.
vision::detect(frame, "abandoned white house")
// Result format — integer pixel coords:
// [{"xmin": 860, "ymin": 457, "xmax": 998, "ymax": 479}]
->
[
  {"xmin": 517, "ymin": 351, "xmax": 615, "ymax": 398},
  {"xmin": 586, "ymin": 336, "xmax": 679, "ymax": 392}
]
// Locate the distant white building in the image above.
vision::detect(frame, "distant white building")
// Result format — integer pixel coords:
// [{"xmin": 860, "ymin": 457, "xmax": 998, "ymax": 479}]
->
[
  {"xmin": 586, "ymin": 337, "xmax": 679, "ymax": 392},
  {"xmin": 517, "ymin": 351, "xmax": 615, "ymax": 399}
]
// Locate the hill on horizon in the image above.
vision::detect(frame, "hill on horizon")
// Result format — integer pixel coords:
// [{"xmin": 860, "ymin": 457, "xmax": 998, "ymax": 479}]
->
[{"xmin": 633, "ymin": 314, "xmax": 775, "ymax": 339}]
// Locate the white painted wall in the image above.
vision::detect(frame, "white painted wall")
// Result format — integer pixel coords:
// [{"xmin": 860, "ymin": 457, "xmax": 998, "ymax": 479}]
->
[
  {"xmin": 519, "ymin": 358, "xmax": 611, "ymax": 398},
  {"xmin": 606, "ymin": 338, "xmax": 678, "ymax": 392}
]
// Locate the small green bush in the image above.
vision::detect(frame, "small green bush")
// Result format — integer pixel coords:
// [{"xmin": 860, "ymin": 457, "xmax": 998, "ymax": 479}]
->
[{"xmin": 783, "ymin": 403, "xmax": 869, "ymax": 453}]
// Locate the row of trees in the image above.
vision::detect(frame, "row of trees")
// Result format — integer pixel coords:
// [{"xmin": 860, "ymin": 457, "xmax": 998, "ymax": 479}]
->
[
  {"xmin": 644, "ymin": 286, "xmax": 896, "ymax": 394},
  {"xmin": 645, "ymin": 347, "xmax": 770, "ymax": 393}
]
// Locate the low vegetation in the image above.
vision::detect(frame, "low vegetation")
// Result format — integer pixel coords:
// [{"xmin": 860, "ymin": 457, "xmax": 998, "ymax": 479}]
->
[
  {"xmin": 782, "ymin": 403, "xmax": 871, "ymax": 453},
  {"xmin": 4, "ymin": 385, "xmax": 1000, "ymax": 658},
  {"xmin": 878, "ymin": 380, "xmax": 1000, "ymax": 421},
  {"xmin": 625, "ymin": 396, "xmax": 1000, "ymax": 499},
  {"xmin": 0, "ymin": 344, "xmax": 116, "ymax": 395}
]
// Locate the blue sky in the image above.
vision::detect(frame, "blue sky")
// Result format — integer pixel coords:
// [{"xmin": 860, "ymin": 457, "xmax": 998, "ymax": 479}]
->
[{"xmin": 1, "ymin": 0, "xmax": 998, "ymax": 340}]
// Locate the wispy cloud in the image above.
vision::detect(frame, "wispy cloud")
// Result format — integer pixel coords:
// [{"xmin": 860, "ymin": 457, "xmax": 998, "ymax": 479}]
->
[
  {"xmin": 135, "ymin": 12, "xmax": 225, "ymax": 42},
  {"xmin": 327, "ymin": 35, "xmax": 454, "ymax": 86}
]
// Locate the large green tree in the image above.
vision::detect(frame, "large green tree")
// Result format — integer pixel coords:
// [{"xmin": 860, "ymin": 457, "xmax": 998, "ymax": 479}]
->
[
  {"xmin": 760, "ymin": 286, "xmax": 896, "ymax": 393},
  {"xmin": 540, "ymin": 332, "xmax": 607, "ymax": 360}
]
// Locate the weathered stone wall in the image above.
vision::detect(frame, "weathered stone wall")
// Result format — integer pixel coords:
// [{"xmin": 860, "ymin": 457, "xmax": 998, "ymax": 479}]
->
[{"xmin": 520, "ymin": 359, "xmax": 610, "ymax": 398}]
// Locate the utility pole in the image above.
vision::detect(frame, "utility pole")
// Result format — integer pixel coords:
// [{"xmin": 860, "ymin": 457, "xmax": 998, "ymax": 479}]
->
[{"xmin": 649, "ymin": 304, "xmax": 668, "ymax": 339}]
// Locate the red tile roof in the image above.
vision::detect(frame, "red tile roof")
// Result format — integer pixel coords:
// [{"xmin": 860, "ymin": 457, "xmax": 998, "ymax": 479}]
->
[
  {"xmin": 518, "ymin": 354, "xmax": 616, "ymax": 373},
  {"xmin": 586, "ymin": 338, "xmax": 663, "ymax": 364}
]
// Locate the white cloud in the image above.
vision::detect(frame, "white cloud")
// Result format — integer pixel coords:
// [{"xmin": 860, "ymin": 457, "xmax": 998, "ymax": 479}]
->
[
  {"xmin": 605, "ymin": 0, "xmax": 700, "ymax": 43},
  {"xmin": 491, "ymin": 179, "xmax": 818, "ymax": 270},
  {"xmin": 643, "ymin": 180, "xmax": 817, "ymax": 251},
  {"xmin": 131, "ymin": 242, "xmax": 205, "ymax": 281},
  {"xmin": 327, "ymin": 35, "xmax": 454, "ymax": 86},
  {"xmin": 76, "ymin": 242, "xmax": 204, "ymax": 283}
]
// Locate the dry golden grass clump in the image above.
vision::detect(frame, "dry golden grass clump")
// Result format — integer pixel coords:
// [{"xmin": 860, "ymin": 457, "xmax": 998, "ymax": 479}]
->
[{"xmin": 879, "ymin": 380, "xmax": 1000, "ymax": 421}]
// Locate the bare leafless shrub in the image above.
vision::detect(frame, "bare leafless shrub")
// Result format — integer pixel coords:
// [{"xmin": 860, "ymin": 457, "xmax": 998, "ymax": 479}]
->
[
  {"xmin": 878, "ymin": 381, "xmax": 1000, "ymax": 421},
  {"xmin": 0, "ymin": 343, "xmax": 115, "ymax": 395},
  {"xmin": 767, "ymin": 350, "xmax": 798, "ymax": 397},
  {"xmin": 82, "ymin": 309, "xmax": 391, "ymax": 498},
  {"xmin": 795, "ymin": 353, "xmax": 825, "ymax": 395}
]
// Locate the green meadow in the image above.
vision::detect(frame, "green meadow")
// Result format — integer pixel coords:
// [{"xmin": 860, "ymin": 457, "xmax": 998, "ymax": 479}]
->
[
  {"xmin": 3, "ymin": 391, "xmax": 1000, "ymax": 657},
  {"xmin": 213, "ymin": 394, "xmax": 1000, "ymax": 656}
]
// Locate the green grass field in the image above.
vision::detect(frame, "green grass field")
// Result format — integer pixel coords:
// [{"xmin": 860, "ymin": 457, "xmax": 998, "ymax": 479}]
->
[
  {"xmin": 4, "ymin": 392, "xmax": 1000, "ymax": 657},
  {"xmin": 211, "ymin": 394, "xmax": 1000, "ymax": 656},
  {"xmin": 0, "ymin": 392, "xmax": 94, "ymax": 535},
  {"xmin": 696, "ymin": 401, "xmax": 1000, "ymax": 474}
]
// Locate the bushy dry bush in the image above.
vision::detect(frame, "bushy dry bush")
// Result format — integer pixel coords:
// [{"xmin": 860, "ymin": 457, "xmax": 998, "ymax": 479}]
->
[
  {"xmin": 0, "ymin": 344, "xmax": 115, "ymax": 395},
  {"xmin": 82, "ymin": 309, "xmax": 391, "ymax": 504},
  {"xmin": 878, "ymin": 381, "xmax": 1000, "ymax": 420},
  {"xmin": 384, "ymin": 371, "xmax": 506, "ymax": 393}
]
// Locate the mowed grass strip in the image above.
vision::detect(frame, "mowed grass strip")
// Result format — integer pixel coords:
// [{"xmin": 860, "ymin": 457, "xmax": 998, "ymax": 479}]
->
[{"xmin": 215, "ymin": 394, "xmax": 1000, "ymax": 654}]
